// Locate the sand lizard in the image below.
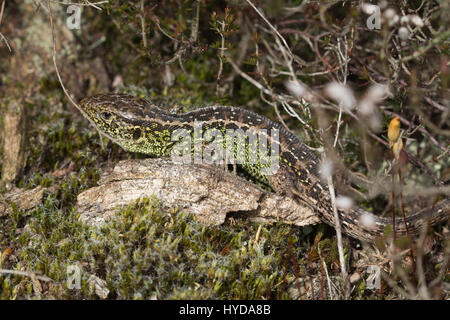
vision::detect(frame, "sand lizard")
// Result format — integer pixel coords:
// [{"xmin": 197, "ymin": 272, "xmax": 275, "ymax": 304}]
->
[{"xmin": 79, "ymin": 93, "xmax": 449, "ymax": 242}]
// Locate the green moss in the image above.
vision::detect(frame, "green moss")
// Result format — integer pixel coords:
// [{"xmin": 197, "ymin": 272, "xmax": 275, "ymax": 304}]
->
[{"xmin": 2, "ymin": 195, "xmax": 318, "ymax": 299}]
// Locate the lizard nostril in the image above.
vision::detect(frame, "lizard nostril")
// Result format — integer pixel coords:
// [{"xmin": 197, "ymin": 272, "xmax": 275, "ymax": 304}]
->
[{"xmin": 101, "ymin": 112, "xmax": 112, "ymax": 120}]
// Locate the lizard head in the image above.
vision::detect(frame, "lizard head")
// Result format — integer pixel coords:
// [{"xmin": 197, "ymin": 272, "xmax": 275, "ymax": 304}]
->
[{"xmin": 78, "ymin": 93, "xmax": 155, "ymax": 153}]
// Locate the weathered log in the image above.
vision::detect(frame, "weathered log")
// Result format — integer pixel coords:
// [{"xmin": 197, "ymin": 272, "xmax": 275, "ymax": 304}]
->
[
  {"xmin": 0, "ymin": 98, "xmax": 27, "ymax": 189},
  {"xmin": 0, "ymin": 186, "xmax": 46, "ymax": 217},
  {"xmin": 76, "ymin": 158, "xmax": 320, "ymax": 227}
]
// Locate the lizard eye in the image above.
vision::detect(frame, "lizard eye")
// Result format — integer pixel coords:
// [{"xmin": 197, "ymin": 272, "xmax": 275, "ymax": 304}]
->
[{"xmin": 101, "ymin": 112, "xmax": 112, "ymax": 120}]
